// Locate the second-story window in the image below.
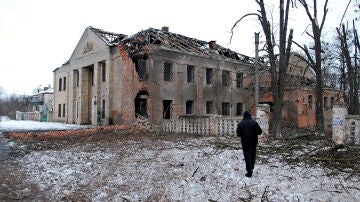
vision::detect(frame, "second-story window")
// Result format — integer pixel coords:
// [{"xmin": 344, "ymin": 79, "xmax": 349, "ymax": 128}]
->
[
  {"xmin": 308, "ymin": 95, "xmax": 313, "ymax": 109},
  {"xmin": 206, "ymin": 68, "xmax": 213, "ymax": 85},
  {"xmin": 236, "ymin": 73, "xmax": 243, "ymax": 88},
  {"xmin": 164, "ymin": 62, "xmax": 173, "ymax": 81},
  {"xmin": 222, "ymin": 70, "xmax": 230, "ymax": 86},
  {"xmin": 187, "ymin": 65, "xmax": 194, "ymax": 83},
  {"xmin": 138, "ymin": 59, "xmax": 148, "ymax": 81},
  {"xmin": 63, "ymin": 77, "xmax": 66, "ymax": 91},
  {"xmin": 59, "ymin": 78, "xmax": 62, "ymax": 91},
  {"xmin": 76, "ymin": 70, "xmax": 80, "ymax": 87}
]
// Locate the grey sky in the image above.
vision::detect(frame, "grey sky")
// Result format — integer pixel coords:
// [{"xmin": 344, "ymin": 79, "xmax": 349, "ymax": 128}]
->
[{"xmin": 0, "ymin": 0, "xmax": 356, "ymax": 95}]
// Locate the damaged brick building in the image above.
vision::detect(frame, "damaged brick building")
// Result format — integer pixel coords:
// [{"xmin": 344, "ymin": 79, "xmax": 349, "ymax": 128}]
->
[
  {"xmin": 244, "ymin": 53, "xmax": 344, "ymax": 132},
  {"xmin": 53, "ymin": 26, "xmax": 255, "ymax": 125}
]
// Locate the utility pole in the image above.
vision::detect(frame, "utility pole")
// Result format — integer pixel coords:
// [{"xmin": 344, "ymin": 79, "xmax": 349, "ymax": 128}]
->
[{"xmin": 255, "ymin": 32, "xmax": 260, "ymax": 118}]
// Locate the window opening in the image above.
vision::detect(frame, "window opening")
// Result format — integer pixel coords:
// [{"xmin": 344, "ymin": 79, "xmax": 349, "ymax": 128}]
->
[
  {"xmin": 222, "ymin": 102, "xmax": 230, "ymax": 116},
  {"xmin": 236, "ymin": 73, "xmax": 243, "ymax": 88},
  {"xmin": 63, "ymin": 77, "xmax": 66, "ymax": 91},
  {"xmin": 62, "ymin": 104, "xmax": 65, "ymax": 117},
  {"xmin": 135, "ymin": 91, "xmax": 148, "ymax": 118},
  {"xmin": 138, "ymin": 59, "xmax": 147, "ymax": 81},
  {"xmin": 308, "ymin": 95, "xmax": 313, "ymax": 109},
  {"xmin": 187, "ymin": 65, "xmax": 194, "ymax": 83},
  {"xmin": 59, "ymin": 78, "xmax": 62, "ymax": 91},
  {"xmin": 186, "ymin": 100, "xmax": 194, "ymax": 114},
  {"xmin": 58, "ymin": 104, "xmax": 61, "ymax": 117},
  {"xmin": 206, "ymin": 101, "xmax": 213, "ymax": 114},
  {"xmin": 236, "ymin": 103, "xmax": 243, "ymax": 116},
  {"xmin": 163, "ymin": 100, "xmax": 172, "ymax": 119},
  {"xmin": 222, "ymin": 70, "xmax": 230, "ymax": 86},
  {"xmin": 206, "ymin": 68, "xmax": 213, "ymax": 85},
  {"xmin": 102, "ymin": 99, "xmax": 105, "ymax": 119},
  {"xmin": 164, "ymin": 62, "xmax": 173, "ymax": 81}
]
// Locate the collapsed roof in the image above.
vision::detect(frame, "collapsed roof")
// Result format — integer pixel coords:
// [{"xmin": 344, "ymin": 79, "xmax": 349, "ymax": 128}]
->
[
  {"xmin": 89, "ymin": 27, "xmax": 127, "ymax": 46},
  {"xmin": 90, "ymin": 27, "xmax": 253, "ymax": 63},
  {"xmin": 122, "ymin": 28, "xmax": 253, "ymax": 63}
]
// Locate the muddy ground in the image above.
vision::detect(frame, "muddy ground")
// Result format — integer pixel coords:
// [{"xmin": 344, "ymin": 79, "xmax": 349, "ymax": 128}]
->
[{"xmin": 0, "ymin": 126, "xmax": 359, "ymax": 201}]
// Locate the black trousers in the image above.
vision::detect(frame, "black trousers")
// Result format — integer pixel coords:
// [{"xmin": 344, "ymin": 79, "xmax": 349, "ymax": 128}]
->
[{"xmin": 242, "ymin": 146, "xmax": 257, "ymax": 174}]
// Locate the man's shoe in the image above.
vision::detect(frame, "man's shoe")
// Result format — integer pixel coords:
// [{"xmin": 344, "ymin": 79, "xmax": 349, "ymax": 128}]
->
[{"xmin": 245, "ymin": 172, "xmax": 252, "ymax": 178}]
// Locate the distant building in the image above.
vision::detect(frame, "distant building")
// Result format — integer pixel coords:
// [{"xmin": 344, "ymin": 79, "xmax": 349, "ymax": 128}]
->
[
  {"xmin": 244, "ymin": 54, "xmax": 344, "ymax": 132},
  {"xmin": 52, "ymin": 26, "xmax": 254, "ymax": 125},
  {"xmin": 28, "ymin": 87, "xmax": 54, "ymax": 112}
]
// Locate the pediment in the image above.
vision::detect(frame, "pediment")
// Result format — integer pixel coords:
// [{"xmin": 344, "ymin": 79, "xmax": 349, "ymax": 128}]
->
[{"xmin": 69, "ymin": 28, "xmax": 108, "ymax": 61}]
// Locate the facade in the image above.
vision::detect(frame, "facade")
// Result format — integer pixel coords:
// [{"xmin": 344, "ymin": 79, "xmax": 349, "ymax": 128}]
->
[{"xmin": 53, "ymin": 27, "xmax": 254, "ymax": 125}]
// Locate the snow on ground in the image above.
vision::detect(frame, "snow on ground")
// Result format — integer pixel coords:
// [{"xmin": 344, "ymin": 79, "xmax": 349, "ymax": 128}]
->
[
  {"xmin": 0, "ymin": 120, "xmax": 93, "ymax": 132},
  {"xmin": 15, "ymin": 137, "xmax": 360, "ymax": 201}
]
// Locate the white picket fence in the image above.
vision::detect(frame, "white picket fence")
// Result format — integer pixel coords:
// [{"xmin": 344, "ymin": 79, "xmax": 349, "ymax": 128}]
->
[
  {"xmin": 162, "ymin": 115, "xmax": 242, "ymax": 136},
  {"xmin": 16, "ymin": 111, "xmax": 40, "ymax": 121}
]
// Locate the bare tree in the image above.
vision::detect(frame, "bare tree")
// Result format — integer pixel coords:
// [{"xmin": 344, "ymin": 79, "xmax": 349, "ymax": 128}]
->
[
  {"xmin": 232, "ymin": 0, "xmax": 294, "ymax": 138},
  {"xmin": 337, "ymin": 22, "xmax": 360, "ymax": 115},
  {"xmin": 294, "ymin": 0, "xmax": 329, "ymax": 134}
]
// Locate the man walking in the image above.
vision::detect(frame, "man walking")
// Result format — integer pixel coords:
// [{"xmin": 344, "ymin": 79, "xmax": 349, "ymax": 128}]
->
[{"xmin": 236, "ymin": 111, "xmax": 262, "ymax": 178}]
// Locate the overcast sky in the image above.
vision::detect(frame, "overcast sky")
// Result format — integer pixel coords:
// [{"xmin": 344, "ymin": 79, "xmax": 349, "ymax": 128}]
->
[{"xmin": 0, "ymin": 0, "xmax": 356, "ymax": 95}]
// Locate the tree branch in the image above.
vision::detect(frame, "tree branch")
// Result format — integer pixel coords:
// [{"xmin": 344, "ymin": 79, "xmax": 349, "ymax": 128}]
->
[
  {"xmin": 230, "ymin": 13, "xmax": 260, "ymax": 44},
  {"xmin": 293, "ymin": 40, "xmax": 315, "ymax": 66},
  {"xmin": 320, "ymin": 0, "xmax": 329, "ymax": 33}
]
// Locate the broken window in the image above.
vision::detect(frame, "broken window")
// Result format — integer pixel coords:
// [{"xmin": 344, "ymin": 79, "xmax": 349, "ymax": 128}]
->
[
  {"xmin": 308, "ymin": 95, "xmax": 313, "ymax": 109},
  {"xmin": 236, "ymin": 73, "xmax": 243, "ymax": 88},
  {"xmin": 62, "ymin": 104, "xmax": 66, "ymax": 117},
  {"xmin": 236, "ymin": 103, "xmax": 243, "ymax": 116},
  {"xmin": 206, "ymin": 101, "xmax": 213, "ymax": 114},
  {"xmin": 323, "ymin": 97, "xmax": 328, "ymax": 109},
  {"xmin": 138, "ymin": 59, "xmax": 148, "ymax": 81},
  {"xmin": 186, "ymin": 100, "xmax": 194, "ymax": 114},
  {"xmin": 102, "ymin": 99, "xmax": 105, "ymax": 119},
  {"xmin": 206, "ymin": 68, "xmax": 213, "ymax": 85},
  {"xmin": 58, "ymin": 104, "xmax": 61, "ymax": 117},
  {"xmin": 135, "ymin": 91, "xmax": 148, "ymax": 118},
  {"xmin": 163, "ymin": 100, "xmax": 172, "ymax": 119},
  {"xmin": 222, "ymin": 70, "xmax": 230, "ymax": 86},
  {"xmin": 164, "ymin": 62, "xmax": 173, "ymax": 81},
  {"xmin": 187, "ymin": 65, "xmax": 195, "ymax": 83},
  {"xmin": 59, "ymin": 78, "xmax": 62, "ymax": 91},
  {"xmin": 222, "ymin": 102, "xmax": 230, "ymax": 116},
  {"xmin": 63, "ymin": 77, "xmax": 66, "ymax": 91}
]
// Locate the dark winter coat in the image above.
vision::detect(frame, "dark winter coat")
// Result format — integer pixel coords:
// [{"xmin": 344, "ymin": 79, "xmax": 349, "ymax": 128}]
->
[{"xmin": 236, "ymin": 111, "xmax": 263, "ymax": 148}]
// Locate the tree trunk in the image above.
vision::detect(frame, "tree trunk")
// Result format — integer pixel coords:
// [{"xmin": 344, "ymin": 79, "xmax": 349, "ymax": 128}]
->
[
  {"xmin": 313, "ymin": 25, "xmax": 325, "ymax": 133},
  {"xmin": 256, "ymin": 0, "xmax": 293, "ymax": 138}
]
